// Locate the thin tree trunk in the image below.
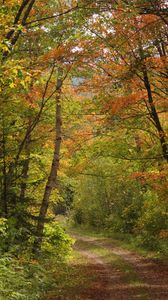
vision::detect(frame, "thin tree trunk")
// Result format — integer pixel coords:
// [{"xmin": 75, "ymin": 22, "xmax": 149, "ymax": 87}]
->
[
  {"xmin": 5, "ymin": 0, "xmax": 31, "ymax": 41},
  {"xmin": 19, "ymin": 134, "xmax": 31, "ymax": 203},
  {"xmin": 32, "ymin": 68, "xmax": 63, "ymax": 255},
  {"xmin": 143, "ymin": 67, "xmax": 168, "ymax": 162},
  {"xmin": 13, "ymin": 134, "xmax": 31, "ymax": 232},
  {"xmin": 2, "ymin": 0, "xmax": 36, "ymax": 59},
  {"xmin": 2, "ymin": 123, "xmax": 8, "ymax": 217},
  {"xmin": 3, "ymin": 66, "xmax": 55, "ymax": 208},
  {"xmin": 137, "ymin": 35, "xmax": 168, "ymax": 162}
]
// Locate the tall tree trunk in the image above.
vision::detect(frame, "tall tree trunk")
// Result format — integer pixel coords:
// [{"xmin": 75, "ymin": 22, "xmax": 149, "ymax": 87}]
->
[
  {"xmin": 32, "ymin": 68, "xmax": 63, "ymax": 255},
  {"xmin": 3, "ymin": 66, "xmax": 55, "ymax": 210},
  {"xmin": 143, "ymin": 66, "xmax": 168, "ymax": 162},
  {"xmin": 19, "ymin": 134, "xmax": 31, "ymax": 203},
  {"xmin": 14, "ymin": 134, "xmax": 31, "ymax": 233},
  {"xmin": 137, "ymin": 36, "xmax": 168, "ymax": 162},
  {"xmin": 2, "ymin": 123, "xmax": 8, "ymax": 217}
]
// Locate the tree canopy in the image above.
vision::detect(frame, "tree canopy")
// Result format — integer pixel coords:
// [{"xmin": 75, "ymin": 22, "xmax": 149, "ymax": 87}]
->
[{"xmin": 0, "ymin": 0, "xmax": 167, "ymax": 265}]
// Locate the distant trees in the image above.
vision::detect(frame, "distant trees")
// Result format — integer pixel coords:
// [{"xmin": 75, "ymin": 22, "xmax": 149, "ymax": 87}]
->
[{"xmin": 69, "ymin": 0, "xmax": 168, "ymax": 253}]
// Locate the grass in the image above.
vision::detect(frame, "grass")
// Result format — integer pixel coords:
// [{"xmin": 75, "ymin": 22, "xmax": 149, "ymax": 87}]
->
[
  {"xmin": 68, "ymin": 224, "xmax": 167, "ymax": 260},
  {"xmin": 43, "ymin": 250, "xmax": 95, "ymax": 300},
  {"xmin": 43, "ymin": 221, "xmax": 167, "ymax": 299}
]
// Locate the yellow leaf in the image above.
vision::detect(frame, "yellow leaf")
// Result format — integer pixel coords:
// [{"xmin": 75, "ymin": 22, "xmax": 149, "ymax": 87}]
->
[{"xmin": 9, "ymin": 82, "xmax": 16, "ymax": 88}]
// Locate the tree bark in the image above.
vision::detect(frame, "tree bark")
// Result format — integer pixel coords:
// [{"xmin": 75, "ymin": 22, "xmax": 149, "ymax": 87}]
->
[
  {"xmin": 32, "ymin": 68, "xmax": 63, "ymax": 255},
  {"xmin": 5, "ymin": 0, "xmax": 31, "ymax": 41},
  {"xmin": 1, "ymin": 123, "xmax": 8, "ymax": 217},
  {"xmin": 19, "ymin": 134, "xmax": 31, "ymax": 203},
  {"xmin": 143, "ymin": 67, "xmax": 168, "ymax": 162},
  {"xmin": 2, "ymin": 0, "xmax": 36, "ymax": 59}
]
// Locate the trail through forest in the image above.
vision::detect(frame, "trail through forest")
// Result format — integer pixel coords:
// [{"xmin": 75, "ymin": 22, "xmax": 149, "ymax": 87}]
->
[
  {"xmin": 1, "ymin": 1, "xmax": 168, "ymax": 299},
  {"xmin": 72, "ymin": 234, "xmax": 168, "ymax": 300},
  {"xmin": 48, "ymin": 233, "xmax": 168, "ymax": 300},
  {"xmin": 73, "ymin": 235, "xmax": 142, "ymax": 300}
]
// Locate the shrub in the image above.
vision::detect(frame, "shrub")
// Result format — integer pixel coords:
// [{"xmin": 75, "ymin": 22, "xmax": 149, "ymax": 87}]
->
[
  {"xmin": 135, "ymin": 192, "xmax": 168, "ymax": 251},
  {"xmin": 42, "ymin": 222, "xmax": 73, "ymax": 260},
  {"xmin": 0, "ymin": 255, "xmax": 52, "ymax": 300}
]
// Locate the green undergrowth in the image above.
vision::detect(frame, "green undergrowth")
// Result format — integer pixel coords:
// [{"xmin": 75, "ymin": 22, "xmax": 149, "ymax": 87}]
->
[
  {"xmin": 0, "ymin": 221, "xmax": 74, "ymax": 300},
  {"xmin": 0, "ymin": 249, "xmax": 92, "ymax": 300},
  {"xmin": 44, "ymin": 250, "xmax": 95, "ymax": 300},
  {"xmin": 0, "ymin": 255, "xmax": 55, "ymax": 300}
]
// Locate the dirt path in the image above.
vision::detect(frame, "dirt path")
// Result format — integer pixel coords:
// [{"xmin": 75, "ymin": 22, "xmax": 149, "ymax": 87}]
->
[
  {"xmin": 72, "ymin": 233, "xmax": 168, "ymax": 300},
  {"xmin": 73, "ymin": 241, "xmax": 145, "ymax": 300}
]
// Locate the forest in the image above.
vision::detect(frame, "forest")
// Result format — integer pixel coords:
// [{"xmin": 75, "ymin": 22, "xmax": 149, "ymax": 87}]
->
[{"xmin": 0, "ymin": 0, "xmax": 168, "ymax": 299}]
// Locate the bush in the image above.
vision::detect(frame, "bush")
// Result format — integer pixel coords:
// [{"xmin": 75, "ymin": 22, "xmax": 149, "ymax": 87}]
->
[
  {"xmin": 135, "ymin": 192, "xmax": 168, "ymax": 251},
  {"xmin": 73, "ymin": 207, "xmax": 86, "ymax": 225},
  {"xmin": 0, "ymin": 255, "xmax": 52, "ymax": 300},
  {"xmin": 0, "ymin": 217, "xmax": 34, "ymax": 254},
  {"xmin": 42, "ymin": 222, "xmax": 73, "ymax": 260},
  {"xmin": 0, "ymin": 218, "xmax": 8, "ymax": 251}
]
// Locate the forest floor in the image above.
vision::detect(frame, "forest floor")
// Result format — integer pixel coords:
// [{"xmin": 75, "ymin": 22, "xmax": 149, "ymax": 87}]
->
[{"xmin": 44, "ymin": 232, "xmax": 168, "ymax": 300}]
